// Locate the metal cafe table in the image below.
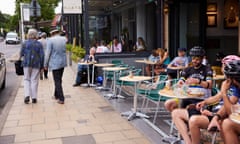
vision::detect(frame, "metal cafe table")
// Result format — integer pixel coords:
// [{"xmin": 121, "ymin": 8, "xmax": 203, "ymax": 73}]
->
[
  {"xmin": 102, "ymin": 67, "xmax": 127, "ymax": 99},
  {"xmin": 120, "ymin": 75, "xmax": 152, "ymax": 121},
  {"xmin": 213, "ymin": 74, "xmax": 225, "ymax": 88},
  {"xmin": 93, "ymin": 63, "xmax": 115, "ymax": 89},
  {"xmin": 158, "ymin": 87, "xmax": 205, "ymax": 144},
  {"xmin": 78, "ymin": 61, "xmax": 96, "ymax": 87},
  {"xmin": 135, "ymin": 59, "xmax": 157, "ymax": 77}
]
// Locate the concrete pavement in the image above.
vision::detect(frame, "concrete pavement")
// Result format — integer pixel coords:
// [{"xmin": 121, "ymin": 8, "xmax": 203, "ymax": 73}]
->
[{"xmin": 0, "ymin": 66, "xmax": 152, "ymax": 144}]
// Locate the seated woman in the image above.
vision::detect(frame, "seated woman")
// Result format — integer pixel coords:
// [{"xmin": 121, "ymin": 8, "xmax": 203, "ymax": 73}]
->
[
  {"xmin": 154, "ymin": 48, "xmax": 171, "ymax": 75},
  {"xmin": 133, "ymin": 37, "xmax": 146, "ymax": 52}
]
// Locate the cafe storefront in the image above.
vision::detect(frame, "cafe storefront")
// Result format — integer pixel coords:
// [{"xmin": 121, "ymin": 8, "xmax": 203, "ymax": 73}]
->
[
  {"xmin": 81, "ymin": 0, "xmax": 239, "ymax": 64},
  {"xmin": 165, "ymin": 0, "xmax": 239, "ymax": 63}
]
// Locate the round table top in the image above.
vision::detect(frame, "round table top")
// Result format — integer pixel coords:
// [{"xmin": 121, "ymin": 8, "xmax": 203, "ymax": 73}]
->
[
  {"xmin": 135, "ymin": 59, "xmax": 156, "ymax": 65},
  {"xmin": 159, "ymin": 88, "xmax": 204, "ymax": 99},
  {"xmin": 94, "ymin": 63, "xmax": 115, "ymax": 67},
  {"xmin": 78, "ymin": 61, "xmax": 96, "ymax": 65},
  {"xmin": 213, "ymin": 75, "xmax": 225, "ymax": 80},
  {"xmin": 119, "ymin": 76, "xmax": 152, "ymax": 82},
  {"xmin": 167, "ymin": 66, "xmax": 186, "ymax": 70},
  {"xmin": 102, "ymin": 67, "xmax": 127, "ymax": 71}
]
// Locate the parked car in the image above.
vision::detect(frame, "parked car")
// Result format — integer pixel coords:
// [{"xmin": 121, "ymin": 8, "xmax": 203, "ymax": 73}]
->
[
  {"xmin": 0, "ymin": 52, "xmax": 6, "ymax": 90},
  {"xmin": 5, "ymin": 32, "xmax": 20, "ymax": 44}
]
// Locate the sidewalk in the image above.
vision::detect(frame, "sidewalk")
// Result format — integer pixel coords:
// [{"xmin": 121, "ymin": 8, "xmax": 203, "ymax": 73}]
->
[{"xmin": 0, "ymin": 66, "xmax": 152, "ymax": 144}]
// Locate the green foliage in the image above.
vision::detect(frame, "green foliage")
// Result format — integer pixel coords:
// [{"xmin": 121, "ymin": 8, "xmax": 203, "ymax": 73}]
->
[
  {"xmin": 66, "ymin": 44, "xmax": 72, "ymax": 51},
  {"xmin": 66, "ymin": 44, "xmax": 86, "ymax": 62},
  {"xmin": 3, "ymin": 0, "xmax": 60, "ymax": 33}
]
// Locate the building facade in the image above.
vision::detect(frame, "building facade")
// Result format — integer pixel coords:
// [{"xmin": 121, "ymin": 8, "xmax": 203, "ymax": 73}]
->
[{"xmin": 65, "ymin": 0, "xmax": 239, "ymax": 63}]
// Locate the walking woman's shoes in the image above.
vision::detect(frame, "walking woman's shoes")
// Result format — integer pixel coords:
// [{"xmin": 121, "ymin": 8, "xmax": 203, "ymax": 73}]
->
[
  {"xmin": 24, "ymin": 97, "xmax": 37, "ymax": 104},
  {"xmin": 24, "ymin": 96, "xmax": 30, "ymax": 104},
  {"xmin": 32, "ymin": 99, "xmax": 37, "ymax": 103}
]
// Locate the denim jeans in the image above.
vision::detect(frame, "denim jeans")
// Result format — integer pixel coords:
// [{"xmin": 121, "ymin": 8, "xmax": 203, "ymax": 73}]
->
[{"xmin": 75, "ymin": 64, "xmax": 87, "ymax": 84}]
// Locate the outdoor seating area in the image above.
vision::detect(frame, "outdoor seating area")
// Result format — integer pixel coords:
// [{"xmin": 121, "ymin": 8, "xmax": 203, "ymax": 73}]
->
[{"xmin": 77, "ymin": 57, "xmax": 227, "ymax": 144}]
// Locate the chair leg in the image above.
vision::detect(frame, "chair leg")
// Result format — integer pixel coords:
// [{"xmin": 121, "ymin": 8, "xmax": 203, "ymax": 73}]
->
[
  {"xmin": 211, "ymin": 132, "xmax": 218, "ymax": 144},
  {"xmin": 169, "ymin": 120, "xmax": 174, "ymax": 135},
  {"xmin": 153, "ymin": 101, "xmax": 159, "ymax": 124}
]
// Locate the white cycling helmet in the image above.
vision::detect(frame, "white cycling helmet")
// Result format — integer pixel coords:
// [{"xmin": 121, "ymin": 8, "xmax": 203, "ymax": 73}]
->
[{"xmin": 221, "ymin": 55, "xmax": 240, "ymax": 65}]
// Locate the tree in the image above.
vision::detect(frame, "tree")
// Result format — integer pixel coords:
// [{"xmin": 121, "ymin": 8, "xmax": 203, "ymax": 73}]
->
[{"xmin": 8, "ymin": 0, "xmax": 60, "ymax": 32}]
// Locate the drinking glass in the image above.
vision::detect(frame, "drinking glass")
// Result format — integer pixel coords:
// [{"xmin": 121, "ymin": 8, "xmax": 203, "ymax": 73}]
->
[{"xmin": 231, "ymin": 104, "xmax": 240, "ymax": 116}]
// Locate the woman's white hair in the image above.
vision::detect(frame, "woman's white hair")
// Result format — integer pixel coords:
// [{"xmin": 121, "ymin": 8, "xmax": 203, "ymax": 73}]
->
[{"xmin": 27, "ymin": 28, "xmax": 38, "ymax": 39}]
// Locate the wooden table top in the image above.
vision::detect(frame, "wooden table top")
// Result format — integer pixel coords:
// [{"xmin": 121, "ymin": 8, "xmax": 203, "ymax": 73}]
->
[
  {"xmin": 213, "ymin": 75, "xmax": 225, "ymax": 80},
  {"xmin": 135, "ymin": 59, "xmax": 157, "ymax": 65},
  {"xmin": 120, "ymin": 76, "xmax": 152, "ymax": 82},
  {"xmin": 94, "ymin": 63, "xmax": 115, "ymax": 67},
  {"xmin": 102, "ymin": 67, "xmax": 127, "ymax": 71},
  {"xmin": 159, "ymin": 88, "xmax": 205, "ymax": 99}
]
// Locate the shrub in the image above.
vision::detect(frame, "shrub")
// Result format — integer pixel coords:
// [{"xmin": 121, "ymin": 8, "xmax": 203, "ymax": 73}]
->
[{"xmin": 66, "ymin": 44, "xmax": 86, "ymax": 62}]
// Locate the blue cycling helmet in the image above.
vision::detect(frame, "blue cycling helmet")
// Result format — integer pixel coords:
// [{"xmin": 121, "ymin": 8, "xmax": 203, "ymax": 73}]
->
[{"xmin": 97, "ymin": 76, "xmax": 103, "ymax": 85}]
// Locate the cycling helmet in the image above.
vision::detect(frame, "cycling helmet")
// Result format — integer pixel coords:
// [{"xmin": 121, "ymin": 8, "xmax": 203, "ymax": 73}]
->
[
  {"xmin": 224, "ymin": 60, "xmax": 240, "ymax": 78},
  {"xmin": 222, "ymin": 55, "xmax": 240, "ymax": 65},
  {"xmin": 189, "ymin": 46, "xmax": 205, "ymax": 57}
]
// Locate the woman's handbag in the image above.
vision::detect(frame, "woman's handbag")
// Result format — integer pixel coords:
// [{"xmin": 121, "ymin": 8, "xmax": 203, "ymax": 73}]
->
[{"xmin": 14, "ymin": 60, "xmax": 24, "ymax": 75}]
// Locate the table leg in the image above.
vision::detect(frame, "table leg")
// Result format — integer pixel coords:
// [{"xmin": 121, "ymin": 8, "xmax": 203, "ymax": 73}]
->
[
  {"xmin": 105, "ymin": 71, "xmax": 125, "ymax": 99},
  {"xmin": 80, "ymin": 64, "xmax": 90, "ymax": 87},
  {"xmin": 104, "ymin": 71, "xmax": 116, "ymax": 99},
  {"xmin": 151, "ymin": 65, "xmax": 154, "ymax": 78},
  {"xmin": 95, "ymin": 69, "xmax": 110, "ymax": 91},
  {"xmin": 121, "ymin": 82, "xmax": 149, "ymax": 120},
  {"xmin": 87, "ymin": 65, "xmax": 90, "ymax": 85},
  {"xmin": 89, "ymin": 65, "xmax": 96, "ymax": 87}
]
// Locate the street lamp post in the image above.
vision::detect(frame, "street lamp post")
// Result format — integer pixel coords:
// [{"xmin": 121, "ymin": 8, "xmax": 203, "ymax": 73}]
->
[
  {"xmin": 30, "ymin": 0, "xmax": 41, "ymax": 30},
  {"xmin": 33, "ymin": 0, "xmax": 37, "ymax": 29}
]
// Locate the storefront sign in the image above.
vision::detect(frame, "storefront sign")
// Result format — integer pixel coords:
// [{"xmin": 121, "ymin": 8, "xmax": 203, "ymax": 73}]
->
[{"xmin": 63, "ymin": 0, "xmax": 82, "ymax": 14}]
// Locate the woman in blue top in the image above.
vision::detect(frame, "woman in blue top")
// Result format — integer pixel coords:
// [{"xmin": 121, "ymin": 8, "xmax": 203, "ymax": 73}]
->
[
  {"xmin": 154, "ymin": 48, "xmax": 171, "ymax": 75},
  {"xmin": 20, "ymin": 28, "xmax": 45, "ymax": 104}
]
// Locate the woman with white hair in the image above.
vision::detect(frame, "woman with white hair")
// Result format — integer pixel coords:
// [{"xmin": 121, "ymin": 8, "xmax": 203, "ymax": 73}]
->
[{"xmin": 20, "ymin": 28, "xmax": 45, "ymax": 104}]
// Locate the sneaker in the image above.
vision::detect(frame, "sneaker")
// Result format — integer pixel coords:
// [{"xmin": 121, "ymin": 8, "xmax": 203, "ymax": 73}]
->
[
  {"xmin": 24, "ymin": 96, "xmax": 30, "ymax": 104},
  {"xmin": 32, "ymin": 99, "xmax": 37, "ymax": 103}
]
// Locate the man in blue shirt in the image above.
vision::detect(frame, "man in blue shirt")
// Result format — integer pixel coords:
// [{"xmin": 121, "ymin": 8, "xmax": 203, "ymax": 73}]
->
[
  {"xmin": 44, "ymin": 29, "xmax": 67, "ymax": 104},
  {"xmin": 208, "ymin": 60, "xmax": 240, "ymax": 144}
]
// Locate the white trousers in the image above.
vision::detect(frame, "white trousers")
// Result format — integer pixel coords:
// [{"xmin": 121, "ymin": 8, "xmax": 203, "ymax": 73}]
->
[{"xmin": 23, "ymin": 67, "xmax": 40, "ymax": 99}]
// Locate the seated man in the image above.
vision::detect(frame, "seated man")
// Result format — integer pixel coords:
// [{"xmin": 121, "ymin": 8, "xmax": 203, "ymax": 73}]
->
[
  {"xmin": 208, "ymin": 60, "xmax": 240, "ymax": 144},
  {"xmin": 164, "ymin": 46, "xmax": 213, "ymax": 112},
  {"xmin": 145, "ymin": 49, "xmax": 160, "ymax": 76},
  {"xmin": 167, "ymin": 47, "xmax": 189, "ymax": 79},
  {"xmin": 73, "ymin": 47, "xmax": 98, "ymax": 86},
  {"xmin": 176, "ymin": 56, "xmax": 240, "ymax": 144}
]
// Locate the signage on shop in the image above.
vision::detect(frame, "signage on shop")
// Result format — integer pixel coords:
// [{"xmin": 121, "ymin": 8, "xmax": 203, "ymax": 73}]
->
[{"xmin": 63, "ymin": 0, "xmax": 82, "ymax": 14}]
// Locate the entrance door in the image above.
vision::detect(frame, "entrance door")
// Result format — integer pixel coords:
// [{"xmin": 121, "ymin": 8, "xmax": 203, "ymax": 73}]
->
[
  {"xmin": 169, "ymin": 0, "xmax": 205, "ymax": 57},
  {"xmin": 179, "ymin": 2, "xmax": 200, "ymax": 49}
]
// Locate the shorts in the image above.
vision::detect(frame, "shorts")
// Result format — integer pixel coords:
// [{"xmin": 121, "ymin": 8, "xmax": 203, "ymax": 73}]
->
[
  {"xmin": 187, "ymin": 107, "xmax": 214, "ymax": 121},
  {"xmin": 181, "ymin": 98, "xmax": 203, "ymax": 108}
]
